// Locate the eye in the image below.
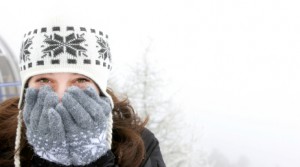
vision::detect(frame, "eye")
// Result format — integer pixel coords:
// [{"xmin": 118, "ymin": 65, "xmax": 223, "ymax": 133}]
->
[
  {"xmin": 76, "ymin": 78, "xmax": 90, "ymax": 83},
  {"xmin": 36, "ymin": 78, "xmax": 50, "ymax": 84}
]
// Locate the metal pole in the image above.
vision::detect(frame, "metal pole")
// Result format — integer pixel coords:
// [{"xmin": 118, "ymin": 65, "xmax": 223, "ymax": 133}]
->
[{"xmin": 0, "ymin": 82, "xmax": 22, "ymax": 87}]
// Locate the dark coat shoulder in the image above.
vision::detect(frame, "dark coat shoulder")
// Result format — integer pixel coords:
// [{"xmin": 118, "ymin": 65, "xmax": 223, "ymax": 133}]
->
[{"xmin": 140, "ymin": 128, "xmax": 166, "ymax": 167}]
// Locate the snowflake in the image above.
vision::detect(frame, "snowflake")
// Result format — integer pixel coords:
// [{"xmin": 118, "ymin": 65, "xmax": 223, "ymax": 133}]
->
[
  {"xmin": 96, "ymin": 36, "xmax": 112, "ymax": 62},
  {"xmin": 42, "ymin": 33, "xmax": 87, "ymax": 58},
  {"xmin": 20, "ymin": 37, "xmax": 33, "ymax": 63}
]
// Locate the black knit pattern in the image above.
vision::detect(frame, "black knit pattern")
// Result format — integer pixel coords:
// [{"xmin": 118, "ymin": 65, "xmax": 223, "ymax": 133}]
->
[
  {"xmin": 42, "ymin": 33, "xmax": 87, "ymax": 58},
  {"xmin": 20, "ymin": 37, "xmax": 33, "ymax": 63}
]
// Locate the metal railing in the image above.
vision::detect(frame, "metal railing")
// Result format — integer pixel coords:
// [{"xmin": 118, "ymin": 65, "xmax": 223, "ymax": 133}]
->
[{"xmin": 0, "ymin": 81, "xmax": 21, "ymax": 102}]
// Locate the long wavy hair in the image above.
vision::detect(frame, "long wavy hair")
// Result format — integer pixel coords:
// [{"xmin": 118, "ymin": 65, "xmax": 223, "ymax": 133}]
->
[{"xmin": 0, "ymin": 88, "xmax": 147, "ymax": 167}]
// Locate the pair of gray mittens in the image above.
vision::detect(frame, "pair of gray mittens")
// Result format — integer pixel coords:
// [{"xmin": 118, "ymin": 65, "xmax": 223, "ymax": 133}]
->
[{"xmin": 23, "ymin": 85, "xmax": 112, "ymax": 166}]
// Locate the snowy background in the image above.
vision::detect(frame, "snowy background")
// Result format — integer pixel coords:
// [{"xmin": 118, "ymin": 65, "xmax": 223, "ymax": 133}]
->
[{"xmin": 1, "ymin": 0, "xmax": 300, "ymax": 166}]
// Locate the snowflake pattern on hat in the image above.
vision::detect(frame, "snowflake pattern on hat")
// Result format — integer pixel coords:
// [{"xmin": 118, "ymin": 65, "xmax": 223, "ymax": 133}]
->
[
  {"xmin": 19, "ymin": 26, "xmax": 112, "ymax": 70},
  {"xmin": 20, "ymin": 37, "xmax": 34, "ymax": 63},
  {"xmin": 96, "ymin": 36, "xmax": 111, "ymax": 63},
  {"xmin": 42, "ymin": 33, "xmax": 87, "ymax": 58}
]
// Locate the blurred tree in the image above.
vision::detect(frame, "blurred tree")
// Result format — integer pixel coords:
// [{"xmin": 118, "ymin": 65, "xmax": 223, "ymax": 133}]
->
[
  {"xmin": 109, "ymin": 39, "xmax": 191, "ymax": 166},
  {"xmin": 108, "ymin": 39, "xmax": 252, "ymax": 167}
]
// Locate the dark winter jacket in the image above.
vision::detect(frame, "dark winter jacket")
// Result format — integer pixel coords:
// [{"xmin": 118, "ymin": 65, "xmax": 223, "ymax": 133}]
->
[
  {"xmin": 4, "ymin": 128, "xmax": 165, "ymax": 167},
  {"xmin": 140, "ymin": 128, "xmax": 165, "ymax": 167}
]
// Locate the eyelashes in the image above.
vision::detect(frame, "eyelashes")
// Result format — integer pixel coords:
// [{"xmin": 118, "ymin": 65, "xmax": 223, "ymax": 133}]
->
[
  {"xmin": 33, "ymin": 77, "xmax": 92, "ymax": 86},
  {"xmin": 35, "ymin": 78, "xmax": 50, "ymax": 84},
  {"xmin": 75, "ymin": 78, "xmax": 91, "ymax": 84}
]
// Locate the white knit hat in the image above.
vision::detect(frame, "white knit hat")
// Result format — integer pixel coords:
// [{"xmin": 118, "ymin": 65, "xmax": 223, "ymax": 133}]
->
[{"xmin": 18, "ymin": 21, "xmax": 113, "ymax": 109}]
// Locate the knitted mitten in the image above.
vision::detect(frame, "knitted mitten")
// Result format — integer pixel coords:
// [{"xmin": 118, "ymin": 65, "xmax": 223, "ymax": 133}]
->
[
  {"xmin": 23, "ymin": 86, "xmax": 71, "ymax": 165},
  {"xmin": 57, "ymin": 86, "xmax": 112, "ymax": 166}
]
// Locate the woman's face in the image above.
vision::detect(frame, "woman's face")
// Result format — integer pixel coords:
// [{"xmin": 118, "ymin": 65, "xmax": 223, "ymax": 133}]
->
[{"xmin": 28, "ymin": 73, "xmax": 100, "ymax": 100}]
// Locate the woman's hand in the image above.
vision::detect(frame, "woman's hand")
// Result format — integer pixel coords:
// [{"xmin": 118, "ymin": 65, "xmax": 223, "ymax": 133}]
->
[
  {"xmin": 57, "ymin": 86, "xmax": 112, "ymax": 166},
  {"xmin": 23, "ymin": 86, "xmax": 71, "ymax": 165}
]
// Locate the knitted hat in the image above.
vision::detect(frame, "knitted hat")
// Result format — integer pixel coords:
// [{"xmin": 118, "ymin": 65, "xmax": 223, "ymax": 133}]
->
[{"xmin": 18, "ymin": 22, "xmax": 113, "ymax": 109}]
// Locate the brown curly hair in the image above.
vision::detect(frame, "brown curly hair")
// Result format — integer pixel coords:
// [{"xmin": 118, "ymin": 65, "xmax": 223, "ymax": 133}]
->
[{"xmin": 0, "ymin": 88, "xmax": 147, "ymax": 167}]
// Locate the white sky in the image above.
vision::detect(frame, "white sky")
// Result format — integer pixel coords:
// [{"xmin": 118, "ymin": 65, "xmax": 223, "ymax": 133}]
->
[{"xmin": 1, "ymin": 0, "xmax": 300, "ymax": 166}]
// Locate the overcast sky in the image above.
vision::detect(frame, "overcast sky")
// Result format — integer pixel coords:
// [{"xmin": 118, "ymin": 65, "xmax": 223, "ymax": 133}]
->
[{"xmin": 1, "ymin": 0, "xmax": 300, "ymax": 166}]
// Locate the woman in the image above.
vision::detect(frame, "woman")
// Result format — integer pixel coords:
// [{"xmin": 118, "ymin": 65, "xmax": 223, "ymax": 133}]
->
[{"xmin": 0, "ymin": 21, "xmax": 165, "ymax": 167}]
